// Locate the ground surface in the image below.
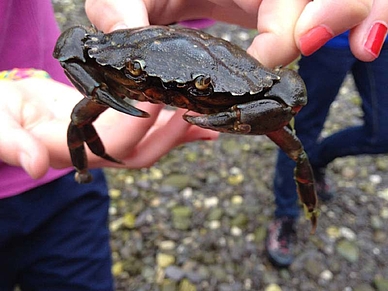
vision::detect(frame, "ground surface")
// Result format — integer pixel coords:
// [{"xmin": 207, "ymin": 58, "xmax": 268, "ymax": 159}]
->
[{"xmin": 53, "ymin": 2, "xmax": 388, "ymax": 290}]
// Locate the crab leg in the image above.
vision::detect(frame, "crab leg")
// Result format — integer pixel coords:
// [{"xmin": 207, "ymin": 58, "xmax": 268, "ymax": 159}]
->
[
  {"xmin": 67, "ymin": 98, "xmax": 124, "ymax": 183},
  {"xmin": 266, "ymin": 126, "xmax": 318, "ymax": 234},
  {"xmin": 61, "ymin": 62, "xmax": 151, "ymax": 183}
]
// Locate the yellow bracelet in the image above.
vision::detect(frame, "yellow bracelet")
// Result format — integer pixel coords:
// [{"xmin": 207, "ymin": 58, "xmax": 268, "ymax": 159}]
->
[{"xmin": 0, "ymin": 68, "xmax": 51, "ymax": 81}]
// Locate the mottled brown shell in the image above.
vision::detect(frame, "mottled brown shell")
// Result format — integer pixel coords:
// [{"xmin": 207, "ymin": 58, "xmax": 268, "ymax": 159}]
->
[{"xmin": 85, "ymin": 26, "xmax": 280, "ymax": 96}]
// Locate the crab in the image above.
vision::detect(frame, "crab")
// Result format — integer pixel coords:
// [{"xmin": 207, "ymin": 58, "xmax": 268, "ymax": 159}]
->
[{"xmin": 53, "ymin": 25, "xmax": 318, "ymax": 232}]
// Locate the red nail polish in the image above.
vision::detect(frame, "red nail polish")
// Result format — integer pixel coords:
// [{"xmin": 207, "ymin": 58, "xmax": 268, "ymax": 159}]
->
[
  {"xmin": 299, "ymin": 25, "xmax": 334, "ymax": 56},
  {"xmin": 364, "ymin": 22, "xmax": 387, "ymax": 58}
]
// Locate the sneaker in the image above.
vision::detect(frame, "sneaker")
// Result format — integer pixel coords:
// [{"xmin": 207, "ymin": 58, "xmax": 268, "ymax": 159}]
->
[
  {"xmin": 266, "ymin": 217, "xmax": 296, "ymax": 268},
  {"xmin": 313, "ymin": 167, "xmax": 335, "ymax": 201}
]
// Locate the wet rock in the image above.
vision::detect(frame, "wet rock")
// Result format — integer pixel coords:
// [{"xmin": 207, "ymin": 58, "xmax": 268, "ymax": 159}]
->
[
  {"xmin": 336, "ymin": 240, "xmax": 359, "ymax": 263},
  {"xmin": 165, "ymin": 265, "xmax": 186, "ymax": 281},
  {"xmin": 207, "ymin": 207, "xmax": 223, "ymax": 221},
  {"xmin": 162, "ymin": 174, "xmax": 192, "ymax": 191},
  {"xmin": 179, "ymin": 279, "xmax": 197, "ymax": 291},
  {"xmin": 264, "ymin": 283, "xmax": 282, "ymax": 291},
  {"xmin": 171, "ymin": 206, "xmax": 193, "ymax": 230},
  {"xmin": 353, "ymin": 284, "xmax": 375, "ymax": 291},
  {"xmin": 374, "ymin": 277, "xmax": 388, "ymax": 291},
  {"xmin": 157, "ymin": 253, "xmax": 176, "ymax": 268},
  {"xmin": 160, "ymin": 279, "xmax": 177, "ymax": 291}
]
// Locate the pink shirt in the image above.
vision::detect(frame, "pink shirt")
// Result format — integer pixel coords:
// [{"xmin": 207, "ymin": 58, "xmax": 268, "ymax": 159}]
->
[{"xmin": 0, "ymin": 0, "xmax": 73, "ymax": 198}]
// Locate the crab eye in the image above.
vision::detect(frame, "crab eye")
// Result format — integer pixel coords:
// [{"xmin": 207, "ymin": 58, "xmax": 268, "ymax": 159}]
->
[
  {"xmin": 126, "ymin": 59, "xmax": 145, "ymax": 77},
  {"xmin": 194, "ymin": 75, "xmax": 212, "ymax": 90}
]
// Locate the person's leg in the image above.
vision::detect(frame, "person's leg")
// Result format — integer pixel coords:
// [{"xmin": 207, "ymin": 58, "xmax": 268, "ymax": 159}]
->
[
  {"xmin": 0, "ymin": 194, "xmax": 24, "ymax": 290},
  {"xmin": 273, "ymin": 46, "xmax": 353, "ymax": 218},
  {"xmin": 309, "ymin": 43, "xmax": 388, "ymax": 167},
  {"xmin": 267, "ymin": 46, "xmax": 354, "ymax": 267},
  {"xmin": 0, "ymin": 170, "xmax": 113, "ymax": 291}
]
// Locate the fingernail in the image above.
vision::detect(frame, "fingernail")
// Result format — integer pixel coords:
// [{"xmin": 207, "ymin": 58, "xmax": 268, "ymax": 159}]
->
[
  {"xmin": 364, "ymin": 21, "xmax": 388, "ymax": 58},
  {"xmin": 110, "ymin": 22, "xmax": 129, "ymax": 31},
  {"xmin": 299, "ymin": 25, "xmax": 334, "ymax": 56},
  {"xmin": 20, "ymin": 152, "xmax": 33, "ymax": 176}
]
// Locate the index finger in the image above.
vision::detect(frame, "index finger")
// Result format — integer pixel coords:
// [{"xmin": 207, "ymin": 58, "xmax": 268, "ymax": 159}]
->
[
  {"xmin": 85, "ymin": 0, "xmax": 149, "ymax": 31},
  {"xmin": 247, "ymin": 0, "xmax": 308, "ymax": 68}
]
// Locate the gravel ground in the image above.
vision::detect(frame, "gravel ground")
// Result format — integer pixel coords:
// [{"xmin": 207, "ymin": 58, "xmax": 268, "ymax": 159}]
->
[{"xmin": 53, "ymin": 2, "xmax": 388, "ymax": 290}]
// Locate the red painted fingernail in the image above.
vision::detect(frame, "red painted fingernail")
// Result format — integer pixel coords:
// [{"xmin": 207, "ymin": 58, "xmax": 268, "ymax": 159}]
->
[
  {"xmin": 299, "ymin": 25, "xmax": 334, "ymax": 56},
  {"xmin": 364, "ymin": 21, "xmax": 387, "ymax": 58}
]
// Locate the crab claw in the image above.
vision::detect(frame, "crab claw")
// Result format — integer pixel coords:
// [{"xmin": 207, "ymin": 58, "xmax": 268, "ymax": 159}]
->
[
  {"xmin": 95, "ymin": 87, "xmax": 150, "ymax": 118},
  {"xmin": 183, "ymin": 99, "xmax": 294, "ymax": 135},
  {"xmin": 183, "ymin": 108, "xmax": 251, "ymax": 134}
]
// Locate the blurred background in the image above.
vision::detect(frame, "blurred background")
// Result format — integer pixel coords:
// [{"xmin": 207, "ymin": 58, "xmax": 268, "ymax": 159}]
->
[{"xmin": 52, "ymin": 1, "xmax": 388, "ymax": 290}]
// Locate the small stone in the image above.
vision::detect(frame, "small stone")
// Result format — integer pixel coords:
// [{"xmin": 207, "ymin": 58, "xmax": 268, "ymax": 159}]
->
[
  {"xmin": 326, "ymin": 226, "xmax": 341, "ymax": 240},
  {"xmin": 160, "ymin": 279, "xmax": 177, "ymax": 291},
  {"xmin": 369, "ymin": 174, "xmax": 382, "ymax": 184},
  {"xmin": 378, "ymin": 188, "xmax": 388, "ymax": 201},
  {"xmin": 231, "ymin": 195, "xmax": 243, "ymax": 205},
  {"xmin": 207, "ymin": 208, "xmax": 223, "ymax": 221},
  {"xmin": 381, "ymin": 207, "xmax": 388, "ymax": 218},
  {"xmin": 340, "ymin": 227, "xmax": 356, "ymax": 241},
  {"xmin": 112, "ymin": 261, "xmax": 123, "ymax": 276},
  {"xmin": 162, "ymin": 174, "xmax": 191, "ymax": 190},
  {"xmin": 374, "ymin": 277, "xmax": 388, "ymax": 291},
  {"xmin": 159, "ymin": 240, "xmax": 176, "ymax": 251},
  {"xmin": 230, "ymin": 226, "xmax": 243, "ymax": 236},
  {"xmin": 231, "ymin": 213, "xmax": 248, "ymax": 228},
  {"xmin": 376, "ymin": 159, "xmax": 388, "ymax": 171},
  {"xmin": 370, "ymin": 215, "xmax": 383, "ymax": 230},
  {"xmin": 374, "ymin": 230, "xmax": 387, "ymax": 243},
  {"xmin": 124, "ymin": 175, "xmax": 135, "ymax": 185},
  {"xmin": 110, "ymin": 217, "xmax": 124, "ymax": 232},
  {"xmin": 172, "ymin": 206, "xmax": 193, "ymax": 230},
  {"xmin": 149, "ymin": 167, "xmax": 163, "ymax": 180},
  {"xmin": 227, "ymin": 173, "xmax": 244, "ymax": 185},
  {"xmin": 336, "ymin": 240, "xmax": 359, "ymax": 263},
  {"xmin": 165, "ymin": 265, "xmax": 185, "ymax": 281},
  {"xmin": 123, "ymin": 213, "xmax": 136, "ymax": 229},
  {"xmin": 157, "ymin": 253, "xmax": 176, "ymax": 268},
  {"xmin": 319, "ymin": 270, "xmax": 333, "ymax": 281},
  {"xmin": 353, "ymin": 283, "xmax": 375, "ymax": 291},
  {"xmin": 264, "ymin": 283, "xmax": 282, "ymax": 291},
  {"xmin": 179, "ymin": 279, "xmax": 197, "ymax": 291},
  {"xmin": 305, "ymin": 256, "xmax": 325, "ymax": 277},
  {"xmin": 109, "ymin": 188, "xmax": 121, "ymax": 199},
  {"xmin": 204, "ymin": 196, "xmax": 219, "ymax": 208},
  {"xmin": 254, "ymin": 226, "xmax": 267, "ymax": 243},
  {"xmin": 208, "ymin": 220, "xmax": 221, "ymax": 229}
]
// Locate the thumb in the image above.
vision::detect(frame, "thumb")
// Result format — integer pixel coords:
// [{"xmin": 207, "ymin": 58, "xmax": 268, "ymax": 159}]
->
[{"xmin": 0, "ymin": 112, "xmax": 50, "ymax": 179}]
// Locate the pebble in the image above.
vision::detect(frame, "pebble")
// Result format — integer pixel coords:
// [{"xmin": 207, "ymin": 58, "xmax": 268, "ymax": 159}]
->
[
  {"xmin": 159, "ymin": 240, "xmax": 176, "ymax": 251},
  {"xmin": 230, "ymin": 226, "xmax": 242, "ymax": 236},
  {"xmin": 157, "ymin": 253, "xmax": 176, "ymax": 268},
  {"xmin": 264, "ymin": 283, "xmax": 282, "ymax": 291},
  {"xmin": 204, "ymin": 196, "xmax": 219, "ymax": 208},
  {"xmin": 165, "ymin": 265, "xmax": 186, "ymax": 281},
  {"xmin": 336, "ymin": 240, "xmax": 360, "ymax": 263}
]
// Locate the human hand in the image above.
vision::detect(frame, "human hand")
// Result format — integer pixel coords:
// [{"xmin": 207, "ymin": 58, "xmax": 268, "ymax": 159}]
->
[
  {"xmin": 85, "ymin": 0, "xmax": 387, "ymax": 67},
  {"xmin": 0, "ymin": 78, "xmax": 218, "ymax": 179}
]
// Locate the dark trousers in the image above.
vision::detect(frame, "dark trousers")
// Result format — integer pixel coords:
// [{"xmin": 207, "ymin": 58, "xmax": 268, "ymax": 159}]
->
[
  {"xmin": 0, "ymin": 169, "xmax": 113, "ymax": 291},
  {"xmin": 273, "ymin": 43, "xmax": 388, "ymax": 218}
]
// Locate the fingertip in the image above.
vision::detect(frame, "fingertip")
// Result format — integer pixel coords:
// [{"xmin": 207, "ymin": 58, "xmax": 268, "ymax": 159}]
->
[
  {"xmin": 19, "ymin": 151, "xmax": 49, "ymax": 179},
  {"xmin": 86, "ymin": 0, "xmax": 149, "ymax": 31},
  {"xmin": 247, "ymin": 34, "xmax": 300, "ymax": 68},
  {"xmin": 348, "ymin": 20, "xmax": 388, "ymax": 62}
]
